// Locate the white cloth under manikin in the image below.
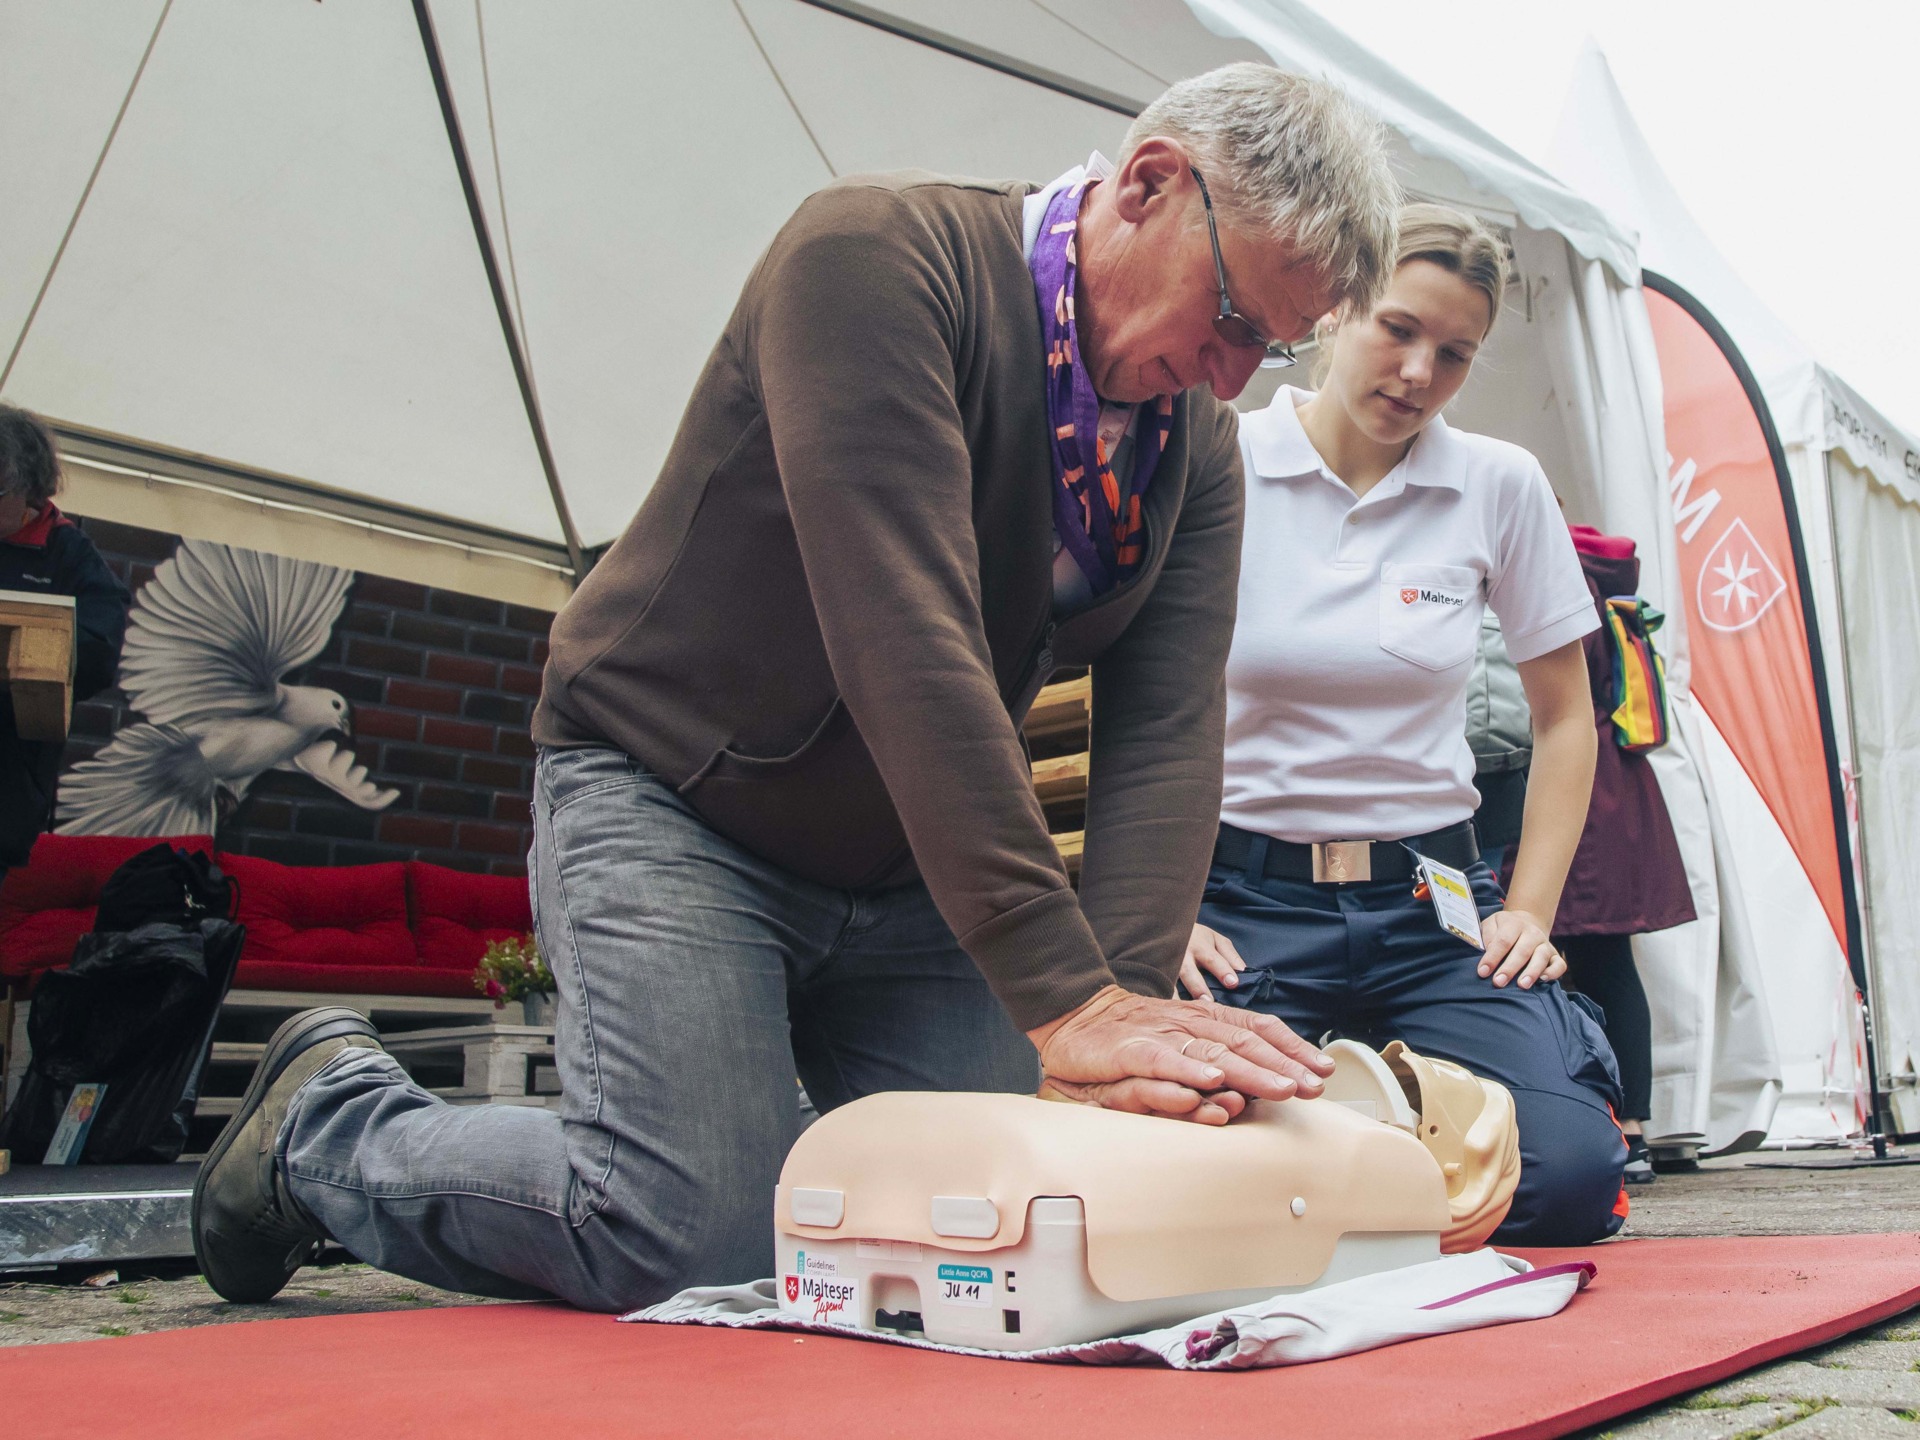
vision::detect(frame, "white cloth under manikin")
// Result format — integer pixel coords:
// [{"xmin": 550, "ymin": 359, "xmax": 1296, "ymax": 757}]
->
[{"xmin": 621, "ymin": 1248, "xmax": 1594, "ymax": 1370}]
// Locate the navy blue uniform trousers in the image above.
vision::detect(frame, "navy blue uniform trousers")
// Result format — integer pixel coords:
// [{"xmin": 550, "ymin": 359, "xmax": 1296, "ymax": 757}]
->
[{"xmin": 1198, "ymin": 841, "xmax": 1628, "ymax": 1246}]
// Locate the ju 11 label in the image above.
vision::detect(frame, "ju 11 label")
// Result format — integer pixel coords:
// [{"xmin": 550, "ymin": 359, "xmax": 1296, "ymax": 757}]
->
[{"xmin": 935, "ymin": 1262, "xmax": 993, "ymax": 1307}]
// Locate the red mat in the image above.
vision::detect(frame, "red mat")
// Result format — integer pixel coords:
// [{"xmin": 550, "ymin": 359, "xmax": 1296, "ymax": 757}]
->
[{"xmin": 7, "ymin": 1234, "xmax": 1919, "ymax": 1440}]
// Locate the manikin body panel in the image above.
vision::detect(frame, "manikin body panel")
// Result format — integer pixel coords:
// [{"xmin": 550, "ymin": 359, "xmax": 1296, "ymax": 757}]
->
[{"xmin": 773, "ymin": 1086, "xmax": 1453, "ymax": 1350}]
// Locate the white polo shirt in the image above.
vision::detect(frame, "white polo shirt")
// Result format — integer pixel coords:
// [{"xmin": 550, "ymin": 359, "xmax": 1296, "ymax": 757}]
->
[{"xmin": 1221, "ymin": 387, "xmax": 1597, "ymax": 843}]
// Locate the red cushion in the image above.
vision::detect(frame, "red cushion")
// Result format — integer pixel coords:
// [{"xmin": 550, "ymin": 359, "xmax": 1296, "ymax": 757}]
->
[
  {"xmin": 408, "ymin": 862, "xmax": 532, "ymax": 973},
  {"xmin": 0, "ymin": 833, "xmax": 215, "ymax": 979},
  {"xmin": 231, "ymin": 960, "xmax": 484, "ymax": 998},
  {"xmin": 217, "ymin": 853, "xmax": 414, "ymax": 974}
]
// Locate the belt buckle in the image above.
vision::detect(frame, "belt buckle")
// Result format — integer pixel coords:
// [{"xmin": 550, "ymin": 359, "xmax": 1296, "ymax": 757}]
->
[{"xmin": 1312, "ymin": 841, "xmax": 1372, "ymax": 884}]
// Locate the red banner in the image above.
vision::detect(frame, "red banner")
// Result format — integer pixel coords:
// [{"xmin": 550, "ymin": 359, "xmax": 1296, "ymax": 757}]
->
[{"xmin": 1645, "ymin": 283, "xmax": 1846, "ymax": 952}]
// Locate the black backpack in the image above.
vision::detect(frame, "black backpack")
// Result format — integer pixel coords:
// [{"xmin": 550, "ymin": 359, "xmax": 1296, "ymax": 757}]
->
[
  {"xmin": 0, "ymin": 846, "xmax": 244, "ymax": 1164},
  {"xmin": 94, "ymin": 844, "xmax": 238, "ymax": 933},
  {"xmin": 0, "ymin": 920, "xmax": 245, "ymax": 1162}
]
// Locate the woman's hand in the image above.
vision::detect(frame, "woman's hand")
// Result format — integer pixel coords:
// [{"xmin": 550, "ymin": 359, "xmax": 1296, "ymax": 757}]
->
[
  {"xmin": 1477, "ymin": 907, "xmax": 1564, "ymax": 989},
  {"xmin": 1179, "ymin": 922, "xmax": 1247, "ymax": 1000}
]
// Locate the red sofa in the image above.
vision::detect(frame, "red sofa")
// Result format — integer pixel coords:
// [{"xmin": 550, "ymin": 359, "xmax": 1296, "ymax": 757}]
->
[{"xmin": 0, "ymin": 834, "xmax": 532, "ymax": 998}]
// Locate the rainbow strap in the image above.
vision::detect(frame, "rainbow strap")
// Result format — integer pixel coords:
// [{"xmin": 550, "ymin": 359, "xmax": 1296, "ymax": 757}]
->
[{"xmin": 1604, "ymin": 597, "xmax": 1670, "ymax": 753}]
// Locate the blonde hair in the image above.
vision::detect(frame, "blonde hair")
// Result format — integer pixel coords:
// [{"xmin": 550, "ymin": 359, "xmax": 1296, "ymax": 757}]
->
[
  {"xmin": 1311, "ymin": 203, "xmax": 1511, "ymax": 382},
  {"xmin": 1122, "ymin": 64, "xmax": 1399, "ymax": 315},
  {"xmin": 1394, "ymin": 203, "xmax": 1509, "ymax": 332}
]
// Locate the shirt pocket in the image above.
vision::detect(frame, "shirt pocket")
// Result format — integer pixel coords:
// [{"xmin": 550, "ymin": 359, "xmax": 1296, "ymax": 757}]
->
[{"xmin": 1379, "ymin": 562, "xmax": 1481, "ymax": 671}]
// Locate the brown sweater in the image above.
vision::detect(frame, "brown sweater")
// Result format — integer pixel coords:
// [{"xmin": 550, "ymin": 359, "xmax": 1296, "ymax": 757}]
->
[{"xmin": 533, "ymin": 172, "xmax": 1244, "ymax": 1031}]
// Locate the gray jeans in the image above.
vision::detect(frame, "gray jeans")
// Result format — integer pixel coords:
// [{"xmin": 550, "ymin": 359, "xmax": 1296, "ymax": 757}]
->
[{"xmin": 280, "ymin": 746, "xmax": 1039, "ymax": 1311}]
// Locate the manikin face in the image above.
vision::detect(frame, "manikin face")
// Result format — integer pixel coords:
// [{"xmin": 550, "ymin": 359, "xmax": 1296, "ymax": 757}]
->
[
  {"xmin": 1320, "ymin": 258, "xmax": 1492, "ymax": 444},
  {"xmin": 1076, "ymin": 146, "xmax": 1341, "ymax": 405}
]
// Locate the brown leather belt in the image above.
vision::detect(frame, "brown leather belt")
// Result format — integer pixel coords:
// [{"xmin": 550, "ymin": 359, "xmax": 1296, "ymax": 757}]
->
[{"xmin": 1213, "ymin": 820, "xmax": 1480, "ymax": 885}]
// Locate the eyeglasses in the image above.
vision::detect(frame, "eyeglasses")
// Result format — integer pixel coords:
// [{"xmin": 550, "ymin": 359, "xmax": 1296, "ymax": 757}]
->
[{"xmin": 1190, "ymin": 166, "xmax": 1298, "ymax": 369}]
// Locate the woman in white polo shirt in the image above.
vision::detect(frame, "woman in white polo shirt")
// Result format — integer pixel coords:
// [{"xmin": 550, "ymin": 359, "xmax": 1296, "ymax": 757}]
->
[{"xmin": 1183, "ymin": 205, "xmax": 1627, "ymax": 1245}]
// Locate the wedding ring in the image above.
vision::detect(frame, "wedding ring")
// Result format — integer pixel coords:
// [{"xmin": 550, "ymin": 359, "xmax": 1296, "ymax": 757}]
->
[{"xmin": 1180, "ymin": 1038, "xmax": 1199, "ymax": 1058}]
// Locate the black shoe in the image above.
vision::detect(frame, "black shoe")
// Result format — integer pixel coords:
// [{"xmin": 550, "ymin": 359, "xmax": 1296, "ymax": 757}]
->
[
  {"xmin": 191, "ymin": 1006, "xmax": 383, "ymax": 1302},
  {"xmin": 1624, "ymin": 1136, "xmax": 1657, "ymax": 1185}
]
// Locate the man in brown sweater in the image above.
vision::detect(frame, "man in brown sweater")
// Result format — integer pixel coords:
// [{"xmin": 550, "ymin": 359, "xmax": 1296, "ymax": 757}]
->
[{"xmin": 195, "ymin": 65, "xmax": 1400, "ymax": 1311}]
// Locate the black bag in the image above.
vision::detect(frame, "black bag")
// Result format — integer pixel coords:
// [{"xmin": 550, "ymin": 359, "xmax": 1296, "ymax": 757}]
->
[
  {"xmin": 93, "ymin": 844, "xmax": 238, "ymax": 934},
  {"xmin": 0, "ymin": 918, "xmax": 246, "ymax": 1164}
]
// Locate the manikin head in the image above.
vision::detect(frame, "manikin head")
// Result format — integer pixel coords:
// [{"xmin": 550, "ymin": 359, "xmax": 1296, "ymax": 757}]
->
[
  {"xmin": 1074, "ymin": 65, "xmax": 1400, "ymax": 405},
  {"xmin": 0, "ymin": 403, "xmax": 61, "ymax": 538},
  {"xmin": 1311, "ymin": 202, "xmax": 1510, "ymax": 443}
]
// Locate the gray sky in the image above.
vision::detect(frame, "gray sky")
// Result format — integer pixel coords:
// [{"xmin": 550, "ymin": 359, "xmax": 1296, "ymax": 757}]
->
[{"xmin": 1293, "ymin": 0, "xmax": 1920, "ymax": 438}]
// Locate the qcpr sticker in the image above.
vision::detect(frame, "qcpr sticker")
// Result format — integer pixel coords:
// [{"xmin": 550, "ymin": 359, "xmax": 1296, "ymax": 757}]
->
[{"xmin": 935, "ymin": 1262, "xmax": 993, "ymax": 1308}]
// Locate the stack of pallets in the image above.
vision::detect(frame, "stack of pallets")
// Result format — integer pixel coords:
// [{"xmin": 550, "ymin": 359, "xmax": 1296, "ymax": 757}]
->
[{"xmin": 1024, "ymin": 671, "xmax": 1091, "ymax": 881}]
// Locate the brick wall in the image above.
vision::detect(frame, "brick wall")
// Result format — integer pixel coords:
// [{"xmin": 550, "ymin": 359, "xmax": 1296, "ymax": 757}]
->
[{"xmin": 64, "ymin": 518, "xmax": 553, "ymax": 877}]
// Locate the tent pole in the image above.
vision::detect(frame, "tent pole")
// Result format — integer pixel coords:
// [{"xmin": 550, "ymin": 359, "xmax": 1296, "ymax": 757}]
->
[
  {"xmin": 795, "ymin": 1, "xmax": 1145, "ymax": 116},
  {"xmin": 411, "ymin": 0, "xmax": 588, "ymax": 583}
]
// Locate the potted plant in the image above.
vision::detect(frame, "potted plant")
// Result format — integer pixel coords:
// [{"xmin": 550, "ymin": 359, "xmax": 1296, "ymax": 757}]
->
[{"xmin": 473, "ymin": 934, "xmax": 556, "ymax": 1026}]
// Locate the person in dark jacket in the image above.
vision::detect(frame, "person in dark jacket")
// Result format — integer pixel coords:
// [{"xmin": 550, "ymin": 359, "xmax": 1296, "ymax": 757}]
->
[
  {"xmin": 1508, "ymin": 524, "xmax": 1696, "ymax": 1184},
  {"xmin": 0, "ymin": 404, "xmax": 131, "ymax": 876}
]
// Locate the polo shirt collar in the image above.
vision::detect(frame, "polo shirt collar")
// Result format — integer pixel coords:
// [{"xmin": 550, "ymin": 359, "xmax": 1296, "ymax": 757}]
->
[{"xmin": 1247, "ymin": 387, "xmax": 1466, "ymax": 492}]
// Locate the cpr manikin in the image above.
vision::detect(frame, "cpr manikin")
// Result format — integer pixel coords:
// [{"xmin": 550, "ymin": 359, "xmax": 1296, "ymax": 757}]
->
[{"xmin": 772, "ymin": 1041, "xmax": 1520, "ymax": 1350}]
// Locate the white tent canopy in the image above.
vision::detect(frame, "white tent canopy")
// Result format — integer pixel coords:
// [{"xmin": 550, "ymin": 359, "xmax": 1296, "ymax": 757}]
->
[
  {"xmin": 1551, "ymin": 43, "xmax": 1920, "ymax": 1141},
  {"xmin": 6, "ymin": 0, "xmax": 1649, "ymax": 560},
  {"xmin": 5, "ymin": 3, "xmax": 1783, "ymax": 1143}
]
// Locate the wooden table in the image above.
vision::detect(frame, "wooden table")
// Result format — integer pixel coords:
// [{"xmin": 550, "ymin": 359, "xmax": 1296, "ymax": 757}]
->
[{"xmin": 0, "ymin": 589, "xmax": 75, "ymax": 741}]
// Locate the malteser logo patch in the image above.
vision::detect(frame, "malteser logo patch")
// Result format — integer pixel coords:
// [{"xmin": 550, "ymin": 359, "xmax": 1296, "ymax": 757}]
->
[
  {"xmin": 1401, "ymin": 588, "xmax": 1467, "ymax": 607},
  {"xmin": 1401, "ymin": 587, "xmax": 1418, "ymax": 604}
]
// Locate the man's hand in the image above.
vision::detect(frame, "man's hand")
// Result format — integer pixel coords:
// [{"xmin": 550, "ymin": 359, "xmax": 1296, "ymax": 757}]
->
[
  {"xmin": 1028, "ymin": 985, "xmax": 1333, "ymax": 1126},
  {"xmin": 1477, "ymin": 908, "xmax": 1565, "ymax": 989},
  {"xmin": 1178, "ymin": 922, "xmax": 1246, "ymax": 1000}
]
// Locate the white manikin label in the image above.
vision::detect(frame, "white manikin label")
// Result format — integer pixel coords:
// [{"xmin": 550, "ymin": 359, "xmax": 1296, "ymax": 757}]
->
[{"xmin": 779, "ymin": 1249, "xmax": 863, "ymax": 1328}]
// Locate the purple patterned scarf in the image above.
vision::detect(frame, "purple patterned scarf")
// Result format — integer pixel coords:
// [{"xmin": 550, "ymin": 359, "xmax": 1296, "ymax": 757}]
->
[{"xmin": 1030, "ymin": 178, "xmax": 1174, "ymax": 596}]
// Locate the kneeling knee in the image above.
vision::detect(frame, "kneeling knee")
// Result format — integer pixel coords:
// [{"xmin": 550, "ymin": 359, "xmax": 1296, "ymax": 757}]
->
[{"xmin": 1493, "ymin": 1108, "xmax": 1627, "ymax": 1247}]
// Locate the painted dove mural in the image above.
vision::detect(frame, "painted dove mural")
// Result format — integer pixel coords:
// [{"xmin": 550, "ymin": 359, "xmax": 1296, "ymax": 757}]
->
[{"xmin": 56, "ymin": 539, "xmax": 399, "ymax": 836}]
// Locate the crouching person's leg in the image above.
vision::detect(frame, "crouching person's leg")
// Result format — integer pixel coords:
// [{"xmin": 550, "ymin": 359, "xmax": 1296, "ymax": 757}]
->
[
  {"xmin": 196, "ymin": 745, "xmax": 817, "ymax": 1311},
  {"xmin": 1496, "ymin": 1082, "xmax": 1630, "ymax": 1246},
  {"xmin": 1376, "ymin": 928, "xmax": 1628, "ymax": 1247}
]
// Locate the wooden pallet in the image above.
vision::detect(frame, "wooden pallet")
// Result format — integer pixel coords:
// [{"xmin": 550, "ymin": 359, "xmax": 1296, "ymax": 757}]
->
[
  {"xmin": 1026, "ymin": 676, "xmax": 1092, "ymax": 880},
  {"xmin": 4, "ymin": 988, "xmax": 533, "ymax": 1141},
  {"xmin": 382, "ymin": 1023, "xmax": 561, "ymax": 1108},
  {"xmin": 1023, "ymin": 674, "xmax": 1090, "ymax": 740}
]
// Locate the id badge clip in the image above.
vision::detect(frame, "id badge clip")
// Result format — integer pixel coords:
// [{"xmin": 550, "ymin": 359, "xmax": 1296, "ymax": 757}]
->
[{"xmin": 1411, "ymin": 853, "xmax": 1484, "ymax": 950}]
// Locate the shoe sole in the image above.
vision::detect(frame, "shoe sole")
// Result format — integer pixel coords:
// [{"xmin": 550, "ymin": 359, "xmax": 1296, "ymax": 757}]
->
[{"xmin": 190, "ymin": 1005, "xmax": 381, "ymax": 1297}]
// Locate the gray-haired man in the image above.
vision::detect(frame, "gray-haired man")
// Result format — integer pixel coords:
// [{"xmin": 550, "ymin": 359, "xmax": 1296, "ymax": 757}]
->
[{"xmin": 194, "ymin": 64, "xmax": 1401, "ymax": 1312}]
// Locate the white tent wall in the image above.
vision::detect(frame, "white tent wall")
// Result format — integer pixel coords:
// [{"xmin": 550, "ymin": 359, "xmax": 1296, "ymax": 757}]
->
[
  {"xmin": 1824, "ymin": 450, "xmax": 1920, "ymax": 1134},
  {"xmin": 0, "ymin": 0, "xmax": 559, "ymax": 541},
  {"xmin": 419, "ymin": 0, "xmax": 1157, "ymax": 548},
  {"xmin": 1544, "ymin": 45, "xmax": 1920, "ymax": 1146}
]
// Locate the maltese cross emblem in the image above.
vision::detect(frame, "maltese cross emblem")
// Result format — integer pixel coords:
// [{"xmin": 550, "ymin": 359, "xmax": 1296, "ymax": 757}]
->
[{"xmin": 1696, "ymin": 518, "xmax": 1788, "ymax": 633}]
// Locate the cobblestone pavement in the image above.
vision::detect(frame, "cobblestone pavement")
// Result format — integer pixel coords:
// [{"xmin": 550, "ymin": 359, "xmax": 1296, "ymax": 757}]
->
[
  {"xmin": 1567, "ymin": 1147, "xmax": 1920, "ymax": 1437},
  {"xmin": 4, "ymin": 1146, "xmax": 1916, "ymax": 1439},
  {"xmin": 1572, "ymin": 1317, "xmax": 1920, "ymax": 1438},
  {"xmin": 0, "ymin": 1258, "xmax": 504, "ymax": 1348}
]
